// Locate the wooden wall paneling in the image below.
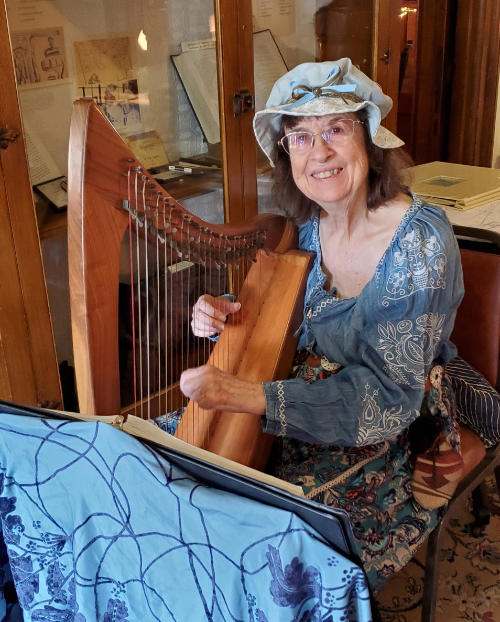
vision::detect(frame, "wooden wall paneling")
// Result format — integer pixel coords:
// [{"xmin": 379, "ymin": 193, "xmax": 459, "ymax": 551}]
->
[
  {"xmin": 215, "ymin": 0, "xmax": 258, "ymax": 224},
  {"xmin": 447, "ymin": 0, "xmax": 500, "ymax": 166},
  {"xmin": 412, "ymin": 0, "xmax": 456, "ymax": 164},
  {"xmin": 0, "ymin": 0, "xmax": 62, "ymax": 407}
]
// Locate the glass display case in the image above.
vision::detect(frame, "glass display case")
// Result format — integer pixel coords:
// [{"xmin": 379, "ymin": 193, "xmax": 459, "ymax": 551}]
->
[
  {"xmin": 252, "ymin": 0, "xmax": 324, "ymax": 215},
  {"xmin": 6, "ymin": 0, "xmax": 227, "ymax": 227},
  {"xmin": 2, "ymin": 0, "xmax": 259, "ymax": 386},
  {"xmin": 0, "ymin": 0, "xmax": 403, "ymax": 407},
  {"xmin": 4, "ymin": 0, "xmax": 398, "ymax": 231},
  {"xmin": 251, "ymin": 0, "xmax": 393, "ymax": 214}
]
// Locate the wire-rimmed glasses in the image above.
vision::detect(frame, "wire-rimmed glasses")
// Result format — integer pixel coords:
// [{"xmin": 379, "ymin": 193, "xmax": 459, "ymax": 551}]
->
[{"xmin": 278, "ymin": 119, "xmax": 364, "ymax": 155}]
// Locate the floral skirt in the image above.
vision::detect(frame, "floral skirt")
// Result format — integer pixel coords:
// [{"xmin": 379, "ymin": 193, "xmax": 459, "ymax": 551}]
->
[{"xmin": 271, "ymin": 352, "xmax": 459, "ymax": 593}]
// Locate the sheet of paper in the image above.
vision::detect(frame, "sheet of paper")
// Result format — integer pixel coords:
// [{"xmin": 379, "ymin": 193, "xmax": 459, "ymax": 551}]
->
[
  {"xmin": 172, "ymin": 47, "xmax": 220, "ymax": 144},
  {"xmin": 6, "ymin": 0, "xmax": 60, "ymax": 29},
  {"xmin": 23, "ymin": 122, "xmax": 62, "ymax": 186},
  {"xmin": 35, "ymin": 176, "xmax": 67, "ymax": 209},
  {"xmin": 10, "ymin": 26, "xmax": 69, "ymax": 86},
  {"xmin": 181, "ymin": 39, "xmax": 216, "ymax": 53},
  {"xmin": 253, "ymin": 30, "xmax": 288, "ymax": 112},
  {"xmin": 173, "ymin": 30, "xmax": 287, "ymax": 143},
  {"xmin": 74, "ymin": 37, "xmax": 133, "ymax": 86},
  {"xmin": 152, "ymin": 170, "xmax": 183, "ymax": 182},
  {"xmin": 445, "ymin": 200, "xmax": 500, "ymax": 235},
  {"xmin": 253, "ymin": 0, "xmax": 296, "ymax": 39},
  {"xmin": 125, "ymin": 131, "xmax": 169, "ymax": 169}
]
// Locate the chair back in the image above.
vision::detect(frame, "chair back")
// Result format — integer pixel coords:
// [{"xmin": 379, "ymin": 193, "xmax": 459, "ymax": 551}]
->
[{"xmin": 451, "ymin": 246, "xmax": 500, "ymax": 388}]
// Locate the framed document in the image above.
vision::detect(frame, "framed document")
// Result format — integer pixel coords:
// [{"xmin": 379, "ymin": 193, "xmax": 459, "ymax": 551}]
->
[{"xmin": 171, "ymin": 30, "xmax": 287, "ymax": 145}]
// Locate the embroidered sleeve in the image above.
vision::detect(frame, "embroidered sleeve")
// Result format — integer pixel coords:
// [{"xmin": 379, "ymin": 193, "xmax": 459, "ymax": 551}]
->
[
  {"xmin": 261, "ymin": 206, "xmax": 464, "ymax": 446},
  {"xmin": 262, "ymin": 367, "xmax": 421, "ymax": 445}
]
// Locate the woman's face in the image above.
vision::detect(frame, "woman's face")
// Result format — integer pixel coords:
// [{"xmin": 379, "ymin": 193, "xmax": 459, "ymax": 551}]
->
[{"xmin": 285, "ymin": 113, "xmax": 369, "ymax": 212}]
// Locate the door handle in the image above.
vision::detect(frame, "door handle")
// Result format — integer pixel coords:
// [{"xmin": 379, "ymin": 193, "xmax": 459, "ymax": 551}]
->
[
  {"xmin": 233, "ymin": 90, "xmax": 255, "ymax": 116},
  {"xmin": 379, "ymin": 49, "xmax": 391, "ymax": 64},
  {"xmin": 0, "ymin": 126, "xmax": 20, "ymax": 150}
]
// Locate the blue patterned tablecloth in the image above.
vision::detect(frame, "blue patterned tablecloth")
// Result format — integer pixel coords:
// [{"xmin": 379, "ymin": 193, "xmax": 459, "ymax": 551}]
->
[{"xmin": 0, "ymin": 410, "xmax": 372, "ymax": 622}]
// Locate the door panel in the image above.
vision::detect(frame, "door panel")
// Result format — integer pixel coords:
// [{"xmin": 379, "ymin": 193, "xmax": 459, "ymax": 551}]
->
[
  {"xmin": 0, "ymin": 0, "xmax": 61, "ymax": 407},
  {"xmin": 375, "ymin": 0, "xmax": 402, "ymax": 133}
]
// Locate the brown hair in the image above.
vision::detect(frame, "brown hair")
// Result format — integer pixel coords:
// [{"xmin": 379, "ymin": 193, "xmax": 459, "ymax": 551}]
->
[{"xmin": 270, "ymin": 109, "xmax": 413, "ymax": 223}]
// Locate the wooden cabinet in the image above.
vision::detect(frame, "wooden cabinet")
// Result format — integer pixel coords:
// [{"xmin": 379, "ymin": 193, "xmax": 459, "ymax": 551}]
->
[{"xmin": 0, "ymin": 0, "xmax": 61, "ymax": 407}]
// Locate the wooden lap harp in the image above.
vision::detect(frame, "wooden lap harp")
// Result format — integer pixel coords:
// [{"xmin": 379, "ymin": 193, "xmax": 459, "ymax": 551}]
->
[{"xmin": 67, "ymin": 98, "xmax": 312, "ymax": 472}]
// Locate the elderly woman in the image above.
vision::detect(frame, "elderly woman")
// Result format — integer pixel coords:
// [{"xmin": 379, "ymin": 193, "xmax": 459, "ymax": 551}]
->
[{"xmin": 180, "ymin": 59, "xmax": 464, "ymax": 592}]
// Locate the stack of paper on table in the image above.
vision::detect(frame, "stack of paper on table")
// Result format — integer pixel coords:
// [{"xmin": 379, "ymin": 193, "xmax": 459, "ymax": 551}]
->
[{"xmin": 409, "ymin": 161, "xmax": 500, "ymax": 210}]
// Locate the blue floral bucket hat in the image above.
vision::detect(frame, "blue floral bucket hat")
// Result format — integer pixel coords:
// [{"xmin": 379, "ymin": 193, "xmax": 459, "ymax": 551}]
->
[{"xmin": 253, "ymin": 58, "xmax": 404, "ymax": 166}]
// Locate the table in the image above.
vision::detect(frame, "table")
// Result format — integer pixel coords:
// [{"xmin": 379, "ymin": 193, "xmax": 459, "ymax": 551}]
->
[{"xmin": 443, "ymin": 199, "xmax": 500, "ymax": 246}]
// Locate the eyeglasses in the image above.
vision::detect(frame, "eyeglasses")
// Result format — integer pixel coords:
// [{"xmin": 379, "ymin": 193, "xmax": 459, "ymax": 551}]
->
[{"xmin": 278, "ymin": 119, "xmax": 364, "ymax": 155}]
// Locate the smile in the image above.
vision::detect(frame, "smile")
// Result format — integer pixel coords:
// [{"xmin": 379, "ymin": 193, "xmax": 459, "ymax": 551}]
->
[{"xmin": 311, "ymin": 168, "xmax": 343, "ymax": 179}]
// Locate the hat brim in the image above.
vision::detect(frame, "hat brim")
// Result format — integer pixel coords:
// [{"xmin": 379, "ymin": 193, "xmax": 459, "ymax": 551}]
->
[{"xmin": 253, "ymin": 97, "xmax": 404, "ymax": 167}]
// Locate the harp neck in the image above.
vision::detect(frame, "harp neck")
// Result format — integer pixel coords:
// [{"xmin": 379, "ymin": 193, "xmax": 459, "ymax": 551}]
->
[{"xmin": 68, "ymin": 98, "xmax": 297, "ymax": 416}]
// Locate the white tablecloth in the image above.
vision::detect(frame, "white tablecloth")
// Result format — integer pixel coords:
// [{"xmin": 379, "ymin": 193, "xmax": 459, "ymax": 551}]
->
[{"xmin": 443, "ymin": 199, "xmax": 500, "ymax": 238}]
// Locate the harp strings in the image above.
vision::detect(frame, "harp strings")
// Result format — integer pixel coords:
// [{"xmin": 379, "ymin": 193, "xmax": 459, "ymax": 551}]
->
[
  {"xmin": 127, "ymin": 169, "xmax": 138, "ymax": 415},
  {"xmin": 124, "ymin": 164, "xmax": 264, "ymax": 440}
]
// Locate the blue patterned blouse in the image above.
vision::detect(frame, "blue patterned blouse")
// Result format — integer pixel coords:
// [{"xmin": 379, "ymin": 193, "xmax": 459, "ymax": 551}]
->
[{"xmin": 262, "ymin": 197, "xmax": 464, "ymax": 446}]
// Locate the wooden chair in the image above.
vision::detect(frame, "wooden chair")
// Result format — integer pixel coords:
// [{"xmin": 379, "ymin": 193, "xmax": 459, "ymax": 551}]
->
[{"xmin": 420, "ymin": 237, "xmax": 500, "ymax": 622}]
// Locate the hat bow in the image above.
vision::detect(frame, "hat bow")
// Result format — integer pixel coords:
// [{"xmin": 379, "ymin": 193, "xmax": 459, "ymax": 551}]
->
[{"xmin": 286, "ymin": 67, "xmax": 363, "ymax": 106}]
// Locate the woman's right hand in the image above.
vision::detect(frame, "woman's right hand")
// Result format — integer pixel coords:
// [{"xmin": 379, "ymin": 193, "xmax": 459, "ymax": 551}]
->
[{"xmin": 191, "ymin": 294, "xmax": 241, "ymax": 337}]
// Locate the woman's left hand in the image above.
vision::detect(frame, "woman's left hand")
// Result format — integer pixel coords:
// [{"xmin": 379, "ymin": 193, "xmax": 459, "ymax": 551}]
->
[{"xmin": 179, "ymin": 365, "xmax": 266, "ymax": 415}]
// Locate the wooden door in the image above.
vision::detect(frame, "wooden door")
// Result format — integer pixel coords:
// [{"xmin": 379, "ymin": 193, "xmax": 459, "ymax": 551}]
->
[
  {"xmin": 311, "ymin": 0, "xmax": 402, "ymax": 134},
  {"xmin": 375, "ymin": 0, "xmax": 402, "ymax": 133},
  {"xmin": 410, "ymin": 0, "xmax": 499, "ymax": 165},
  {"xmin": 446, "ymin": 0, "xmax": 500, "ymax": 166},
  {"xmin": 0, "ymin": 0, "xmax": 62, "ymax": 407},
  {"xmin": 322, "ymin": 0, "xmax": 500, "ymax": 167}
]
